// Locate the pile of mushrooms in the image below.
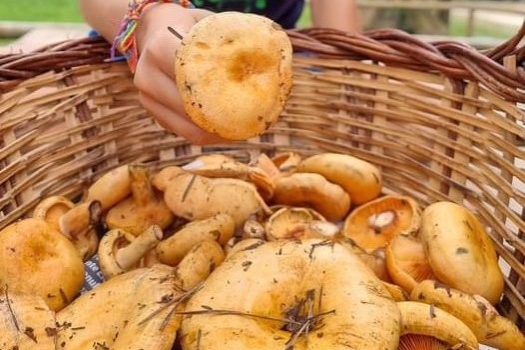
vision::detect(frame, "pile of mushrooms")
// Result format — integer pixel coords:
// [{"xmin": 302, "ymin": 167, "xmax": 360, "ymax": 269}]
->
[{"xmin": 0, "ymin": 150, "xmax": 523, "ymax": 350}]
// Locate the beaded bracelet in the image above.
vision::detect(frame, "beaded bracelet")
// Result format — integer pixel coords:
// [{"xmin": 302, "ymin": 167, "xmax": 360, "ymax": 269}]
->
[{"xmin": 112, "ymin": 0, "xmax": 193, "ymax": 72}]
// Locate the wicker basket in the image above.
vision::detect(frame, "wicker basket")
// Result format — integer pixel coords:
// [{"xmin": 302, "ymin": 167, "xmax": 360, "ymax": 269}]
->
[{"xmin": 1, "ymin": 22, "xmax": 524, "ymax": 335}]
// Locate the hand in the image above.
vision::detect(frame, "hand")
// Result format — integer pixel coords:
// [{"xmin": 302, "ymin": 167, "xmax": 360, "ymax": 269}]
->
[{"xmin": 134, "ymin": 5, "xmax": 229, "ymax": 145}]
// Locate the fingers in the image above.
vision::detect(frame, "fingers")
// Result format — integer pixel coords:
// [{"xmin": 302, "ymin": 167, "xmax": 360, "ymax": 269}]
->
[{"xmin": 138, "ymin": 92, "xmax": 229, "ymax": 145}]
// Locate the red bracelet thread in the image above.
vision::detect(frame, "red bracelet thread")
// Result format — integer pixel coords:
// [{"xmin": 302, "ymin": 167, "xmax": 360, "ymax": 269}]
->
[{"xmin": 112, "ymin": 0, "xmax": 192, "ymax": 72}]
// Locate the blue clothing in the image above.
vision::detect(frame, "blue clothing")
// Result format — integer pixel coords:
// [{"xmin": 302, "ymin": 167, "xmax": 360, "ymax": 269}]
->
[{"xmin": 192, "ymin": 0, "xmax": 305, "ymax": 29}]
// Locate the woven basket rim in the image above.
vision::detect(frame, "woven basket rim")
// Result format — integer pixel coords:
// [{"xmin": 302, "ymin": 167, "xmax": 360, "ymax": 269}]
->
[{"xmin": 1, "ymin": 22, "xmax": 524, "ymax": 100}]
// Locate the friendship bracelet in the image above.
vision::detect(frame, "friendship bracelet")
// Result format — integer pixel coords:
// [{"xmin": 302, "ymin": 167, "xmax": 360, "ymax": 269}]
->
[{"xmin": 112, "ymin": 0, "xmax": 193, "ymax": 72}]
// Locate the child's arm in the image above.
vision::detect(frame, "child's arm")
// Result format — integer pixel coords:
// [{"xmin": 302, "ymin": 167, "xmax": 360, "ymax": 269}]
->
[
  {"xmin": 310, "ymin": 0, "xmax": 361, "ymax": 32},
  {"xmin": 79, "ymin": 0, "xmax": 223, "ymax": 144}
]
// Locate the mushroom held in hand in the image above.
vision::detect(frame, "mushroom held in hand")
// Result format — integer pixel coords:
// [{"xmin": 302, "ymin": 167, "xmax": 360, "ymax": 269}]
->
[
  {"xmin": 0, "ymin": 218, "xmax": 85, "ymax": 311},
  {"xmin": 174, "ymin": 12, "xmax": 293, "ymax": 140}
]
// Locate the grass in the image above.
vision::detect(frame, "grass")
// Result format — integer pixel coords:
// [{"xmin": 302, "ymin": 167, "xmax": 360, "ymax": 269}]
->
[
  {"xmin": 0, "ymin": 0, "xmax": 84, "ymax": 22},
  {"xmin": 0, "ymin": 0, "xmax": 519, "ymax": 39}
]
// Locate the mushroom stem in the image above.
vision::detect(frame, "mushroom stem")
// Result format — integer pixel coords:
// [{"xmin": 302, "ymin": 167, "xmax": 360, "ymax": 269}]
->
[
  {"xmin": 59, "ymin": 200, "xmax": 102, "ymax": 239},
  {"xmin": 116, "ymin": 225, "xmax": 164, "ymax": 270}
]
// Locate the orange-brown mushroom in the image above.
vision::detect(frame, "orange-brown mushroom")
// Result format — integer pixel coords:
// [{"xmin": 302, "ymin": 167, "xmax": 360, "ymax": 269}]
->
[
  {"xmin": 419, "ymin": 201, "xmax": 504, "ymax": 305},
  {"xmin": 97, "ymin": 225, "xmax": 163, "ymax": 279},
  {"xmin": 155, "ymin": 213, "xmax": 235, "ymax": 266},
  {"xmin": 264, "ymin": 206, "xmax": 333, "ymax": 241},
  {"xmin": 272, "ymin": 172, "xmax": 351, "ymax": 222},
  {"xmin": 0, "ymin": 218, "xmax": 85, "ymax": 311},
  {"xmin": 385, "ymin": 234, "xmax": 436, "ymax": 294},
  {"xmin": 57, "ymin": 200, "xmax": 102, "ymax": 260},
  {"xmin": 398, "ymin": 334, "xmax": 448, "ymax": 350},
  {"xmin": 105, "ymin": 164, "xmax": 174, "ymax": 236},
  {"xmin": 174, "ymin": 12, "xmax": 293, "ymax": 140},
  {"xmin": 296, "ymin": 152, "xmax": 382, "ymax": 205},
  {"xmin": 182, "ymin": 154, "xmax": 275, "ymax": 201},
  {"xmin": 341, "ymin": 194, "xmax": 421, "ymax": 252},
  {"xmin": 0, "ymin": 291, "xmax": 56, "ymax": 349},
  {"xmin": 32, "ymin": 195, "xmax": 75, "ymax": 232},
  {"xmin": 157, "ymin": 170, "xmax": 272, "ymax": 228}
]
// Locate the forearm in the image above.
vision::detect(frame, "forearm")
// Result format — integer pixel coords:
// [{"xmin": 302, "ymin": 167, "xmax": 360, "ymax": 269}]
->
[
  {"xmin": 79, "ymin": 0, "xmax": 128, "ymax": 42},
  {"xmin": 310, "ymin": 0, "xmax": 361, "ymax": 32},
  {"xmin": 79, "ymin": 0, "xmax": 207, "ymax": 53}
]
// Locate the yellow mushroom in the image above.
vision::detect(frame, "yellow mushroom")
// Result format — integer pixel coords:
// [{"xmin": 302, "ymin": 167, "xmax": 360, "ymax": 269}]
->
[
  {"xmin": 182, "ymin": 154, "xmax": 275, "ymax": 201},
  {"xmin": 341, "ymin": 194, "xmax": 421, "ymax": 252},
  {"xmin": 56, "ymin": 200, "xmax": 101, "ymax": 260},
  {"xmin": 242, "ymin": 217, "xmax": 267, "ymax": 240},
  {"xmin": 174, "ymin": 12, "xmax": 293, "ymax": 140},
  {"xmin": 105, "ymin": 164, "xmax": 174, "ymax": 236},
  {"xmin": 398, "ymin": 334, "xmax": 448, "ymax": 350},
  {"xmin": 179, "ymin": 239, "xmax": 401, "ymax": 349},
  {"xmin": 272, "ymin": 172, "xmax": 351, "ymax": 222},
  {"xmin": 397, "ymin": 301, "xmax": 478, "ymax": 350},
  {"xmin": 97, "ymin": 225, "xmax": 163, "ymax": 279},
  {"xmin": 32, "ymin": 195, "xmax": 75, "ymax": 232},
  {"xmin": 158, "ymin": 170, "xmax": 272, "ymax": 228},
  {"xmin": 419, "ymin": 201, "xmax": 504, "ymax": 305},
  {"xmin": 264, "ymin": 206, "xmax": 329, "ymax": 241},
  {"xmin": 338, "ymin": 237, "xmax": 392, "ymax": 282},
  {"xmin": 0, "ymin": 291, "xmax": 56, "ymax": 350},
  {"xmin": 174, "ymin": 238, "xmax": 226, "ymax": 291},
  {"xmin": 0, "ymin": 218, "xmax": 85, "ymax": 311},
  {"xmin": 270, "ymin": 151, "xmax": 302, "ymax": 175},
  {"xmin": 55, "ymin": 264, "xmax": 183, "ymax": 350},
  {"xmin": 155, "ymin": 213, "xmax": 235, "ymax": 266},
  {"xmin": 385, "ymin": 234, "xmax": 436, "ymax": 294},
  {"xmin": 410, "ymin": 279, "xmax": 525, "ymax": 350},
  {"xmin": 296, "ymin": 152, "xmax": 382, "ymax": 205},
  {"xmin": 84, "ymin": 164, "xmax": 133, "ymax": 209}
]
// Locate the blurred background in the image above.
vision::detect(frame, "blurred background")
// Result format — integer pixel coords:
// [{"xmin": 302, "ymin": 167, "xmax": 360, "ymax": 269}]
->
[{"xmin": 0, "ymin": 0, "xmax": 523, "ymax": 53}]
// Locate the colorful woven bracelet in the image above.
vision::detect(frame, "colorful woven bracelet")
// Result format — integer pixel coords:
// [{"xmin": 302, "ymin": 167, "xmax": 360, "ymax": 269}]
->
[{"xmin": 112, "ymin": 0, "xmax": 193, "ymax": 72}]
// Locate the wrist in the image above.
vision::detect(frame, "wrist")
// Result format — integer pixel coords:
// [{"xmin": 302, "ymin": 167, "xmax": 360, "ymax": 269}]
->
[{"xmin": 112, "ymin": 0, "xmax": 193, "ymax": 71}]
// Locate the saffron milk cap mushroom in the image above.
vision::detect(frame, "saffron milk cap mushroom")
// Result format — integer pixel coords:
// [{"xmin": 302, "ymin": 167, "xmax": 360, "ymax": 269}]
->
[
  {"xmin": 97, "ymin": 225, "xmax": 163, "ymax": 279},
  {"xmin": 342, "ymin": 194, "xmax": 421, "ymax": 252},
  {"xmin": 0, "ymin": 291, "xmax": 56, "ymax": 350},
  {"xmin": 56, "ymin": 264, "xmax": 183, "ymax": 350},
  {"xmin": 272, "ymin": 172, "xmax": 351, "ymax": 222},
  {"xmin": 174, "ymin": 12, "xmax": 293, "ymax": 140},
  {"xmin": 159, "ymin": 170, "xmax": 272, "ymax": 228},
  {"xmin": 179, "ymin": 239, "xmax": 401, "ymax": 349},
  {"xmin": 410, "ymin": 279, "xmax": 525, "ymax": 350},
  {"xmin": 32, "ymin": 195, "xmax": 75, "ymax": 232},
  {"xmin": 397, "ymin": 300, "xmax": 478, "ymax": 350},
  {"xmin": 105, "ymin": 165, "xmax": 174, "ymax": 236},
  {"xmin": 296, "ymin": 153, "xmax": 383, "ymax": 205},
  {"xmin": 419, "ymin": 201, "xmax": 504, "ymax": 305},
  {"xmin": 385, "ymin": 234, "xmax": 436, "ymax": 294},
  {"xmin": 155, "ymin": 213, "xmax": 235, "ymax": 266},
  {"xmin": 0, "ymin": 218, "xmax": 85, "ymax": 311}
]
